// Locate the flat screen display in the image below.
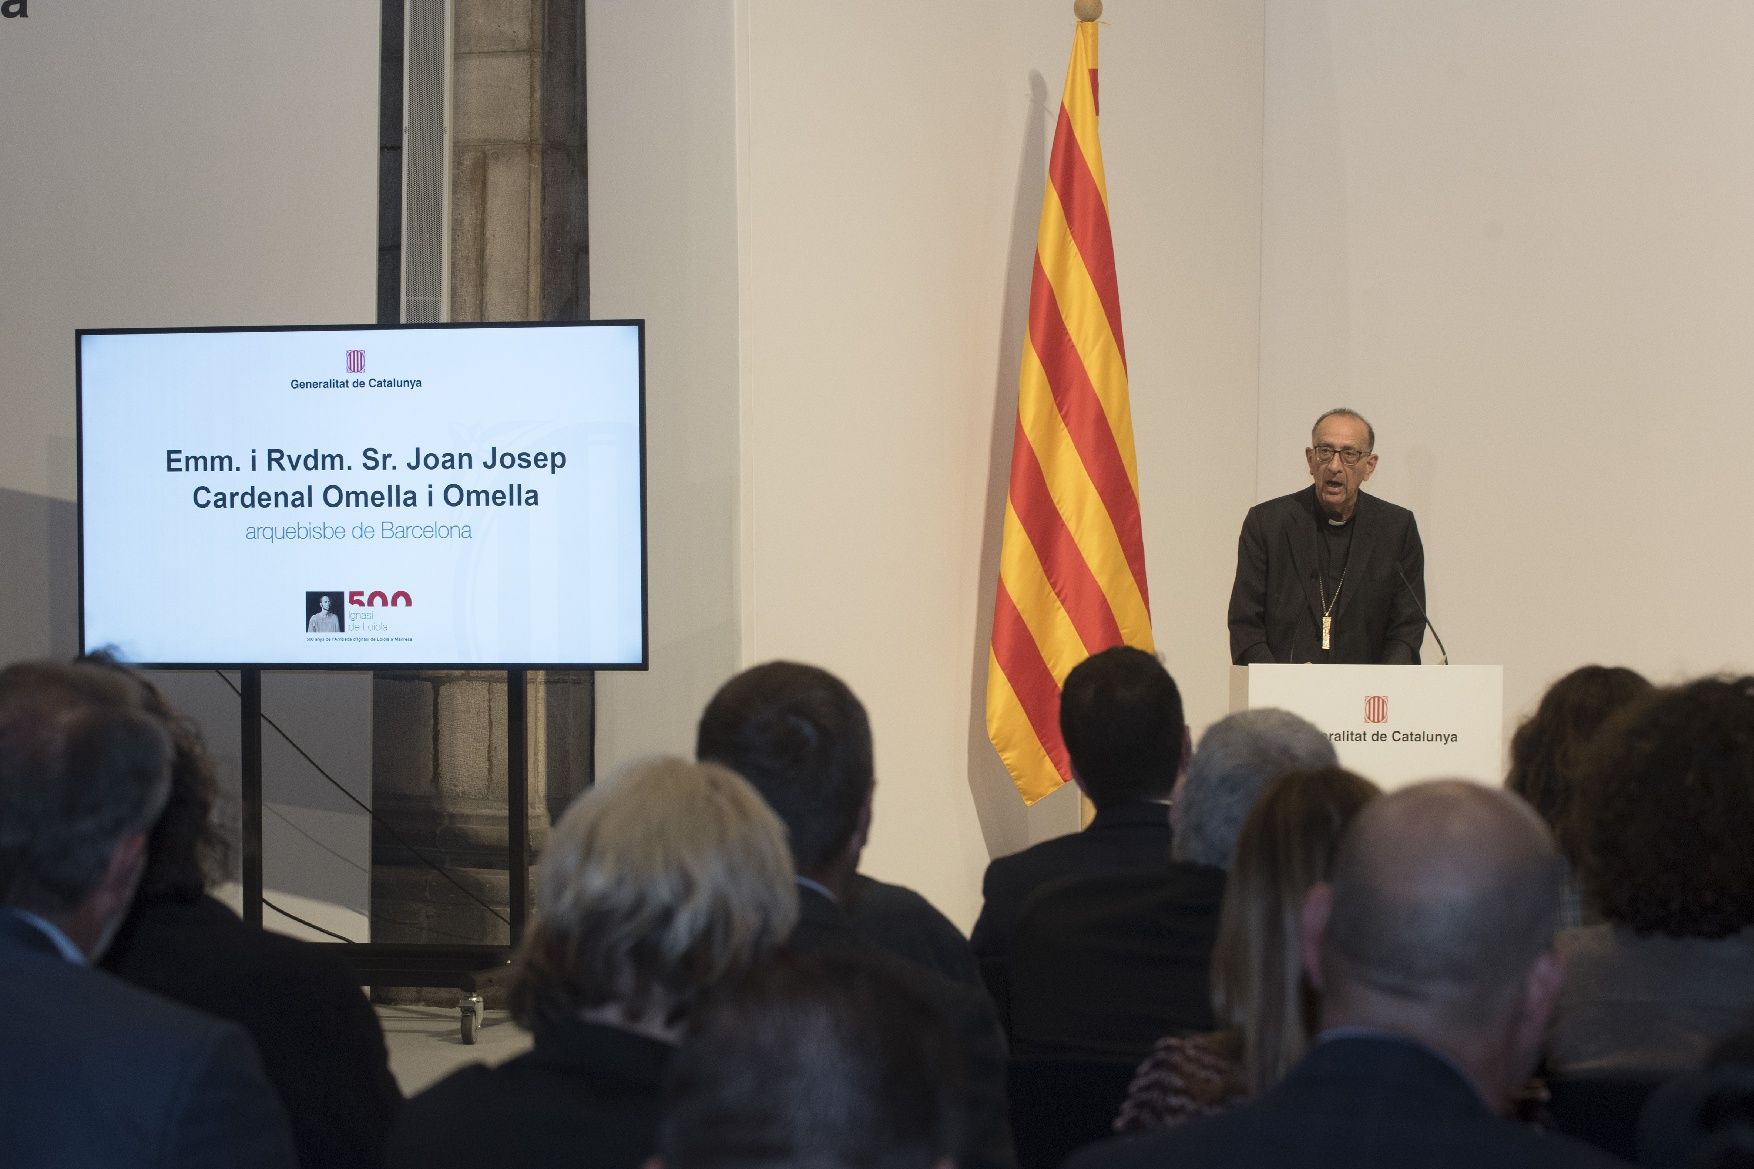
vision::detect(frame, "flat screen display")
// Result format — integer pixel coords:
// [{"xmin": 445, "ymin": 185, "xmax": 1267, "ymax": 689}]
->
[{"xmin": 78, "ymin": 321, "xmax": 647, "ymax": 669}]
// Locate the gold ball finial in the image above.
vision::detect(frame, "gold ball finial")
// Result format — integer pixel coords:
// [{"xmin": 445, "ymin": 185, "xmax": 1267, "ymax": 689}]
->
[{"xmin": 1074, "ymin": 0, "xmax": 1103, "ymax": 21}]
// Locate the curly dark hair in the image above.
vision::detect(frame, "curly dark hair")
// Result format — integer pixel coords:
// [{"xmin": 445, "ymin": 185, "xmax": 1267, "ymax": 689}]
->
[
  {"xmin": 80, "ymin": 652, "xmax": 229, "ymax": 900},
  {"xmin": 1571, "ymin": 676, "xmax": 1754, "ymax": 938},
  {"xmin": 1505, "ymin": 665, "xmax": 1651, "ymax": 861}
]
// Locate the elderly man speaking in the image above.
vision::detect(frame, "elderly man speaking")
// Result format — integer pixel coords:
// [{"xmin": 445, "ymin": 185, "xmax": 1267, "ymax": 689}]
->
[{"xmin": 1227, "ymin": 408, "xmax": 1427, "ymax": 665}]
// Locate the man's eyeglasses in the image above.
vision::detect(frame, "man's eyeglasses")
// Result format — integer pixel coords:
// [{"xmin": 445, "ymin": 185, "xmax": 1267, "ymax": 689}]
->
[{"xmin": 1311, "ymin": 445, "xmax": 1370, "ymax": 467}]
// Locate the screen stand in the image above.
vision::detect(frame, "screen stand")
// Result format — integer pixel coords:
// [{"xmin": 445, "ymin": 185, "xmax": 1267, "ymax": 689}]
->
[
  {"xmin": 233, "ymin": 669, "xmax": 526, "ymax": 935},
  {"xmin": 506, "ymin": 668, "xmax": 528, "ymax": 945},
  {"xmin": 240, "ymin": 668, "xmax": 263, "ymax": 927},
  {"xmin": 231, "ymin": 666, "xmax": 528, "ymax": 1043}
]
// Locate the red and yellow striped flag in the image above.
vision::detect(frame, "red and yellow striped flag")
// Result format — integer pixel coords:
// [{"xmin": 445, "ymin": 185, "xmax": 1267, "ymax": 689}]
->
[{"xmin": 986, "ymin": 18, "xmax": 1152, "ymax": 805}]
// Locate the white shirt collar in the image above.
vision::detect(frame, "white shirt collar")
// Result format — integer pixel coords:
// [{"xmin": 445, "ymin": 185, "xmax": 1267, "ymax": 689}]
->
[{"xmin": 10, "ymin": 910, "xmax": 87, "ymax": 965}]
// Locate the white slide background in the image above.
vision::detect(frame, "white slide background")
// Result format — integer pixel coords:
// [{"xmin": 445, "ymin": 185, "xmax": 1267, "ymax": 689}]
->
[{"xmin": 81, "ymin": 325, "xmax": 645, "ymax": 668}]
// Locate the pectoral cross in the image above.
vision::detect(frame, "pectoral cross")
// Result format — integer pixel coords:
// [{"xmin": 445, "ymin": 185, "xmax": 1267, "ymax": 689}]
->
[{"xmin": 1322, "ymin": 614, "xmax": 1332, "ymax": 651}]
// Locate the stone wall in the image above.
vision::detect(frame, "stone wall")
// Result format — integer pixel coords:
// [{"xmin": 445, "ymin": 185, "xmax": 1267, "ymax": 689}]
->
[{"xmin": 371, "ymin": 0, "xmax": 591, "ymax": 999}]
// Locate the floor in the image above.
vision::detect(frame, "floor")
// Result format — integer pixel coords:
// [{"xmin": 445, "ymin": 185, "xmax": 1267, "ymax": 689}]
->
[{"xmin": 378, "ymin": 1004, "xmax": 533, "ymax": 1096}]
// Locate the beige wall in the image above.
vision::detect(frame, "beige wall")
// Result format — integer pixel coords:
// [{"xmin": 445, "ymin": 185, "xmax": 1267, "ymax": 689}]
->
[
  {"xmin": 0, "ymin": 2, "xmax": 378, "ymax": 661},
  {"xmin": 0, "ymin": 6, "xmax": 378, "ymax": 494},
  {"xmin": 585, "ymin": 2, "xmax": 747, "ymax": 780},
  {"xmin": 1260, "ymin": 1, "xmax": 1754, "ymax": 741},
  {"xmin": 590, "ymin": 3, "xmax": 1265, "ymax": 929},
  {"xmin": 0, "ymin": 1, "xmax": 379, "ymax": 936}
]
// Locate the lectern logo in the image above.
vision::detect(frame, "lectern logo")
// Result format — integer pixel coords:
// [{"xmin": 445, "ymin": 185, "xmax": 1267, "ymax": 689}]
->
[
  {"xmin": 346, "ymin": 349, "xmax": 365, "ymax": 373},
  {"xmin": 1364, "ymin": 695, "xmax": 1388, "ymax": 724}
]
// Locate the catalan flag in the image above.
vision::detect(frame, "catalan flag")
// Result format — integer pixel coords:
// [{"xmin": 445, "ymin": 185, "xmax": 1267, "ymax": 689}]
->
[{"xmin": 986, "ymin": 17, "xmax": 1152, "ymax": 805}]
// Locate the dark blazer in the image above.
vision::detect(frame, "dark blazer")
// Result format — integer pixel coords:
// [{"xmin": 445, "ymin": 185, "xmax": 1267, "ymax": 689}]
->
[
  {"xmin": 102, "ymin": 893, "xmax": 402, "ymax": 1169},
  {"xmin": 845, "ymin": 871, "xmax": 984, "ymax": 991},
  {"xmin": 790, "ymin": 884, "xmax": 1017, "ymax": 1169},
  {"xmin": 1005, "ymin": 863, "xmax": 1225, "ymax": 1062},
  {"xmin": 0, "ymin": 908, "xmax": 298, "ymax": 1169},
  {"xmin": 1066, "ymin": 1035, "xmax": 1629, "ymax": 1169},
  {"xmin": 385, "ymin": 1016, "xmax": 673, "ymax": 1169},
  {"xmin": 970, "ymin": 799, "xmax": 1173, "ymax": 963},
  {"xmin": 1228, "ymin": 486, "xmax": 1426, "ymax": 664}
]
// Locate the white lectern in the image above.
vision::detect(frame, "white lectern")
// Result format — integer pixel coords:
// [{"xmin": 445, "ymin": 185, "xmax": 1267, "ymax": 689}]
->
[{"xmin": 1230, "ymin": 665, "xmax": 1504, "ymax": 790}]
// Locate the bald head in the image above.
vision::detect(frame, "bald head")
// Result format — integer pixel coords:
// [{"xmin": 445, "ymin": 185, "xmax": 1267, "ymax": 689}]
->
[{"xmin": 1317, "ymin": 781, "xmax": 1564, "ymax": 1027}]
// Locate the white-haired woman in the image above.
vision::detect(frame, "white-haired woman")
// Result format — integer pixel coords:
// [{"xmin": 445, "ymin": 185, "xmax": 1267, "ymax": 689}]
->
[{"xmin": 387, "ymin": 757, "xmax": 798, "ymax": 1169}]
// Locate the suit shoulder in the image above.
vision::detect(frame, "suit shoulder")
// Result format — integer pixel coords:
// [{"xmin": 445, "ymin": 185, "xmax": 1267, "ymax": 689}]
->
[
  {"xmin": 1244, "ymin": 489, "xmax": 1316, "ymax": 524},
  {"xmin": 852, "ymin": 878, "xmax": 970, "ymax": 942},
  {"xmin": 8, "ymin": 943, "xmax": 251, "ymax": 1065},
  {"xmin": 848, "ymin": 875, "xmax": 948, "ymax": 922},
  {"xmin": 110, "ymin": 896, "xmax": 373, "ymax": 1016},
  {"xmin": 1065, "ymin": 1126, "xmax": 1198, "ymax": 1169},
  {"xmin": 1359, "ymin": 492, "xmax": 1416, "ymax": 524},
  {"xmin": 990, "ymin": 831, "xmax": 1090, "ymax": 876},
  {"xmin": 400, "ymin": 1062, "xmax": 497, "ymax": 1114},
  {"xmin": 980, "ymin": 841, "xmax": 1038, "ymax": 889},
  {"xmin": 83, "ymin": 961, "xmax": 247, "ymax": 1047},
  {"xmin": 247, "ymin": 921, "xmax": 370, "ymax": 992},
  {"xmin": 1530, "ymin": 1134, "xmax": 1631, "ymax": 1168},
  {"xmin": 982, "ymin": 835, "xmax": 1099, "ymax": 910}
]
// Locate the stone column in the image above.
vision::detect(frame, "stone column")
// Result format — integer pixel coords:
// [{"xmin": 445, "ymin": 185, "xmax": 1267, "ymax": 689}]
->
[
  {"xmin": 369, "ymin": 670, "xmax": 592, "ymax": 952},
  {"xmin": 370, "ymin": 0, "xmax": 591, "ymax": 989}
]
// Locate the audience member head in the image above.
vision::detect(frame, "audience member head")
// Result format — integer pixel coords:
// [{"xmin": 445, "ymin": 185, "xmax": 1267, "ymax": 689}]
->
[
  {"xmin": 658, "ymin": 950, "xmax": 961, "ymax": 1169},
  {"xmin": 1571, "ymin": 676, "xmax": 1754, "ymax": 939},
  {"xmin": 1304, "ymin": 781, "xmax": 1566, "ymax": 1108},
  {"xmin": 1505, "ymin": 664, "xmax": 1651, "ymax": 862},
  {"xmin": 508, "ymin": 757, "xmax": 797, "ymax": 1036},
  {"xmin": 80, "ymin": 651, "xmax": 231, "ymax": 901},
  {"xmin": 1211, "ymin": 765, "xmax": 1380, "ymax": 1095},
  {"xmin": 0, "ymin": 659, "xmax": 171, "ymax": 957},
  {"xmin": 1058, "ymin": 646, "xmax": 1188, "ymax": 808},
  {"xmin": 1172, "ymin": 708, "xmax": 1336, "ymax": 869},
  {"xmin": 696, "ymin": 661, "xmax": 874, "ymax": 888}
]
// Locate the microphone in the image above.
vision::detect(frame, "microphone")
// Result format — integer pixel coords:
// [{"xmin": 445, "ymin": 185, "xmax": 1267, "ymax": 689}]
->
[{"xmin": 1396, "ymin": 565, "xmax": 1449, "ymax": 665}]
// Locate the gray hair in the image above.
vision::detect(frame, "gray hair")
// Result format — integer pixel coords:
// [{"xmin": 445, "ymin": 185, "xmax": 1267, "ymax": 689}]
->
[
  {"xmin": 1313, "ymin": 408, "xmax": 1375, "ymax": 452},
  {"xmin": 508, "ymin": 756, "xmax": 799, "ymax": 1029},
  {"xmin": 1173, "ymin": 709, "xmax": 1337, "ymax": 869},
  {"xmin": 0, "ymin": 661, "xmax": 172, "ymax": 915}
]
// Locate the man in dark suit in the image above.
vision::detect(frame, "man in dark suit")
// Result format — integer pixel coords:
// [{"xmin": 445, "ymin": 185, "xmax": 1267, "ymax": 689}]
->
[
  {"xmin": 845, "ymin": 872, "xmax": 984, "ymax": 989},
  {"xmin": 1068, "ymin": 782, "xmax": 1625, "ymax": 1169},
  {"xmin": 1228, "ymin": 408, "xmax": 1427, "ymax": 664},
  {"xmin": 970, "ymin": 648, "xmax": 1187, "ymax": 996},
  {"xmin": 698, "ymin": 661, "xmax": 1015, "ymax": 1169},
  {"xmin": 0, "ymin": 661, "xmax": 297, "ymax": 1169},
  {"xmin": 1003, "ymin": 706, "xmax": 1335, "ymax": 1061},
  {"xmin": 82, "ymin": 651, "xmax": 400, "ymax": 1169}
]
